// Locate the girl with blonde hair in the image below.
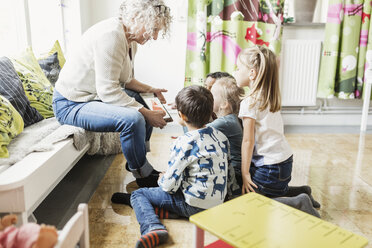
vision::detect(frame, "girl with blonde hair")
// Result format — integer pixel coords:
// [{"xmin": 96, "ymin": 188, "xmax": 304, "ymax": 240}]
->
[
  {"xmin": 208, "ymin": 77, "xmax": 245, "ymax": 198},
  {"xmin": 234, "ymin": 46, "xmax": 293, "ymax": 197}
]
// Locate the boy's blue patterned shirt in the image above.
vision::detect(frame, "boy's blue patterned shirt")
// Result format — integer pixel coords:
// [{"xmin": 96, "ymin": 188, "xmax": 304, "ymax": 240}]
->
[{"xmin": 159, "ymin": 126, "xmax": 229, "ymax": 209}]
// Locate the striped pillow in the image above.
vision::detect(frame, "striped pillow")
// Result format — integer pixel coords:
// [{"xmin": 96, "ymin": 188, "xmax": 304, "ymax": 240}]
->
[{"xmin": 0, "ymin": 57, "xmax": 43, "ymax": 127}]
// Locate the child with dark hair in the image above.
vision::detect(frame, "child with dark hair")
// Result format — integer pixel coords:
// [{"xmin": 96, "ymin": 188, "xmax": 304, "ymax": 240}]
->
[
  {"xmin": 112, "ymin": 85, "xmax": 230, "ymax": 248},
  {"xmin": 205, "ymin": 71, "xmax": 235, "ymax": 90}
]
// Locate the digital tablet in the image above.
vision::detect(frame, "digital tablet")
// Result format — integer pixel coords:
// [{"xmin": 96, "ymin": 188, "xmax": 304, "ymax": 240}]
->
[{"xmin": 140, "ymin": 93, "xmax": 173, "ymax": 122}]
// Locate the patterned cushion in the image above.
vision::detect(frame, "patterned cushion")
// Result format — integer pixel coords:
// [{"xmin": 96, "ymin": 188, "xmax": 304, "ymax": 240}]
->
[
  {"xmin": 40, "ymin": 40, "xmax": 66, "ymax": 68},
  {"xmin": 0, "ymin": 95, "xmax": 24, "ymax": 158},
  {"xmin": 12, "ymin": 47, "xmax": 54, "ymax": 119},
  {"xmin": 38, "ymin": 52, "xmax": 61, "ymax": 86},
  {"xmin": 0, "ymin": 57, "xmax": 43, "ymax": 127}
]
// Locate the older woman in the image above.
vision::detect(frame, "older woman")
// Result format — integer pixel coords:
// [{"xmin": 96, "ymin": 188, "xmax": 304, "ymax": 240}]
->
[{"xmin": 53, "ymin": 0, "xmax": 172, "ymax": 187}]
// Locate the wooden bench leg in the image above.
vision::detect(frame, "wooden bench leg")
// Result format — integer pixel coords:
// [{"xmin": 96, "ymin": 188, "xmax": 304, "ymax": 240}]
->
[{"xmin": 193, "ymin": 225, "xmax": 204, "ymax": 248}]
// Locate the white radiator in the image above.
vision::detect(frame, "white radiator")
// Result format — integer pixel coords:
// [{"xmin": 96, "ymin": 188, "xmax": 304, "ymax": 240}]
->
[{"xmin": 279, "ymin": 39, "xmax": 322, "ymax": 106}]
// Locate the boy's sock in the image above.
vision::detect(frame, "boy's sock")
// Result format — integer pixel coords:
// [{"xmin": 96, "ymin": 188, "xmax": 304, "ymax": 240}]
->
[
  {"xmin": 135, "ymin": 229, "xmax": 169, "ymax": 248},
  {"xmin": 286, "ymin": 186, "xmax": 321, "ymax": 208},
  {"xmin": 154, "ymin": 207, "xmax": 180, "ymax": 219},
  {"xmin": 111, "ymin": 192, "xmax": 132, "ymax": 207}
]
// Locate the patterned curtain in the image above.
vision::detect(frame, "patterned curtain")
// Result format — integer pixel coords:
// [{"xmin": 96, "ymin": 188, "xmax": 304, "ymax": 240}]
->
[
  {"xmin": 185, "ymin": 0, "xmax": 285, "ymax": 86},
  {"xmin": 318, "ymin": 0, "xmax": 372, "ymax": 99}
]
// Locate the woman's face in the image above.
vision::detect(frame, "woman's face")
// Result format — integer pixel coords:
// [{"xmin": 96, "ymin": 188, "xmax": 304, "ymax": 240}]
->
[
  {"xmin": 234, "ymin": 60, "xmax": 252, "ymax": 88},
  {"xmin": 133, "ymin": 25, "xmax": 160, "ymax": 45}
]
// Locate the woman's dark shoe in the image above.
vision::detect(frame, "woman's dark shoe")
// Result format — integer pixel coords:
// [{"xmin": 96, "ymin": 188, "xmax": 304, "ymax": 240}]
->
[
  {"xmin": 125, "ymin": 162, "xmax": 161, "ymax": 175},
  {"xmin": 111, "ymin": 192, "xmax": 132, "ymax": 207},
  {"xmin": 136, "ymin": 174, "xmax": 159, "ymax": 188}
]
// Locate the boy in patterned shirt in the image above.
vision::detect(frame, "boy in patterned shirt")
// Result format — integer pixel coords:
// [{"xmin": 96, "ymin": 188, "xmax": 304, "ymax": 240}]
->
[{"xmin": 114, "ymin": 85, "xmax": 229, "ymax": 248}]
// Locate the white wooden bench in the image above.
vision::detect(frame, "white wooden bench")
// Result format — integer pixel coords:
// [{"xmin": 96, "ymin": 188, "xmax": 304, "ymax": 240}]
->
[{"xmin": 0, "ymin": 138, "xmax": 89, "ymax": 224}]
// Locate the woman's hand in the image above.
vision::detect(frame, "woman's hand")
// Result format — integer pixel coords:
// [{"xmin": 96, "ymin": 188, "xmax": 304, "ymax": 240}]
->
[
  {"xmin": 151, "ymin": 88, "xmax": 168, "ymax": 104},
  {"xmin": 139, "ymin": 107, "xmax": 167, "ymax": 128},
  {"xmin": 241, "ymin": 172, "xmax": 258, "ymax": 194}
]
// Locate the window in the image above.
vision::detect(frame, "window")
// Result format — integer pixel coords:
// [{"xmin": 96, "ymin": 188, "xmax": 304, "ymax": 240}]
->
[
  {"xmin": 28, "ymin": 0, "xmax": 64, "ymax": 54},
  {"xmin": 0, "ymin": 0, "xmax": 65, "ymax": 56},
  {"xmin": 0, "ymin": 0, "xmax": 28, "ymax": 56}
]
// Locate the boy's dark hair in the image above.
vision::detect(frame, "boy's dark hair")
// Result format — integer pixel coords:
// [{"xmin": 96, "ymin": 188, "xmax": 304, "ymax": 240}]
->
[
  {"xmin": 206, "ymin": 71, "xmax": 234, "ymax": 80},
  {"xmin": 175, "ymin": 85, "xmax": 213, "ymax": 128}
]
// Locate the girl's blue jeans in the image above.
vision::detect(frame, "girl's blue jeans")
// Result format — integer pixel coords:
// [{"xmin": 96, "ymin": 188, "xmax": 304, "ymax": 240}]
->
[
  {"xmin": 250, "ymin": 155, "xmax": 293, "ymax": 197},
  {"xmin": 52, "ymin": 89, "xmax": 154, "ymax": 178},
  {"xmin": 235, "ymin": 156, "xmax": 293, "ymax": 197},
  {"xmin": 131, "ymin": 187, "xmax": 204, "ymax": 235}
]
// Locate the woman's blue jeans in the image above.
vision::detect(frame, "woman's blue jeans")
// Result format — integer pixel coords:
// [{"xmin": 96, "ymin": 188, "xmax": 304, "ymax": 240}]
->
[{"xmin": 52, "ymin": 89, "xmax": 154, "ymax": 178}]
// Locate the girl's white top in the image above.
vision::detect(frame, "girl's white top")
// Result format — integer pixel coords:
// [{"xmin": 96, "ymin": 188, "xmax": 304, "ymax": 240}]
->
[{"xmin": 239, "ymin": 96, "xmax": 292, "ymax": 166}]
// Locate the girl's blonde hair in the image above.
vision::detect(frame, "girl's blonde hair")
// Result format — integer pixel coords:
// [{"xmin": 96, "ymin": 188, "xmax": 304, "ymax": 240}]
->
[
  {"xmin": 238, "ymin": 46, "xmax": 281, "ymax": 112},
  {"xmin": 214, "ymin": 77, "xmax": 245, "ymax": 115},
  {"xmin": 119, "ymin": 0, "xmax": 172, "ymax": 39}
]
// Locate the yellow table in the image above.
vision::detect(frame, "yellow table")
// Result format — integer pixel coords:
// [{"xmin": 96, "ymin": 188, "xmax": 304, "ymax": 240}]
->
[{"xmin": 189, "ymin": 193, "xmax": 368, "ymax": 248}]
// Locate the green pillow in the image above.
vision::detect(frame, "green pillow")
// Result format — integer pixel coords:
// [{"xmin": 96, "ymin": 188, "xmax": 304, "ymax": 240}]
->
[
  {"xmin": 12, "ymin": 47, "xmax": 54, "ymax": 119},
  {"xmin": 0, "ymin": 95, "xmax": 24, "ymax": 158}
]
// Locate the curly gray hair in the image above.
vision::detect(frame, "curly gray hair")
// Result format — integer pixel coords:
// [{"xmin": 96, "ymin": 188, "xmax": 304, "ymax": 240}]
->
[{"xmin": 119, "ymin": 0, "xmax": 172, "ymax": 39}]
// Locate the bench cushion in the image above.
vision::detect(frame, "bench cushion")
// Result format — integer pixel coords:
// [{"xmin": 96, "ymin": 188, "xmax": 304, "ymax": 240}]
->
[{"xmin": 0, "ymin": 117, "xmax": 60, "ymax": 166}]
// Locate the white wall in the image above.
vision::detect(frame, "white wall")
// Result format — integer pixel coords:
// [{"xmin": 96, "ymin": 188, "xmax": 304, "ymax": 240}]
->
[{"xmin": 80, "ymin": 0, "xmax": 187, "ymax": 103}]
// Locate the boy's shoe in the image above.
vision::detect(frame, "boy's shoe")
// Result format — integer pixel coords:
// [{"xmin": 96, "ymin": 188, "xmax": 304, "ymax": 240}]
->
[{"xmin": 136, "ymin": 174, "xmax": 159, "ymax": 188}]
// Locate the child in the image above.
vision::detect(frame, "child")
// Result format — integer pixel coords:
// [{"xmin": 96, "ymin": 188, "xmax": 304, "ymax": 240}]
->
[
  {"xmin": 208, "ymin": 76, "xmax": 320, "ymax": 212},
  {"xmin": 234, "ymin": 45, "xmax": 294, "ymax": 197},
  {"xmin": 178, "ymin": 71, "xmax": 235, "ymax": 134},
  {"xmin": 170, "ymin": 71, "xmax": 232, "ymax": 110},
  {"xmin": 204, "ymin": 71, "xmax": 235, "ymax": 90},
  {"xmin": 113, "ymin": 85, "xmax": 229, "ymax": 248},
  {"xmin": 0, "ymin": 214, "xmax": 58, "ymax": 248},
  {"xmin": 207, "ymin": 77, "xmax": 245, "ymax": 198}
]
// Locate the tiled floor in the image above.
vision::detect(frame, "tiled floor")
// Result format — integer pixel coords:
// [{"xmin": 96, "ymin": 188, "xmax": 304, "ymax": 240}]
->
[{"xmin": 88, "ymin": 132, "xmax": 372, "ymax": 247}]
